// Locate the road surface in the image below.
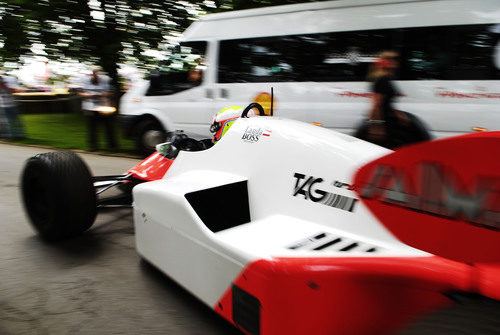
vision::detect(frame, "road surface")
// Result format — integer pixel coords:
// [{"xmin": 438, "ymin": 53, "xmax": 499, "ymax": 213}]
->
[{"xmin": 0, "ymin": 143, "xmax": 241, "ymax": 335}]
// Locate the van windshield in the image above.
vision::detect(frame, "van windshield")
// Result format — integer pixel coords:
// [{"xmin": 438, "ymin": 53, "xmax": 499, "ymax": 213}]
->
[{"xmin": 147, "ymin": 41, "xmax": 207, "ymax": 96}]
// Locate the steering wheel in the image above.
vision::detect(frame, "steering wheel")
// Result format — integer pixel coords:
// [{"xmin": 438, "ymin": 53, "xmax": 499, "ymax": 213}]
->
[
  {"xmin": 178, "ymin": 138, "xmax": 204, "ymax": 151},
  {"xmin": 241, "ymin": 102, "xmax": 266, "ymax": 118}
]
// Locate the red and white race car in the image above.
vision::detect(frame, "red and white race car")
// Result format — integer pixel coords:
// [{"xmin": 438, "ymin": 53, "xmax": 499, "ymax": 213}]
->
[{"xmin": 21, "ymin": 103, "xmax": 500, "ymax": 335}]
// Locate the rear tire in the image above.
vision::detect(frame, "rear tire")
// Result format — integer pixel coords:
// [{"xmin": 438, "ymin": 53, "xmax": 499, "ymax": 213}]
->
[
  {"xmin": 135, "ymin": 119, "xmax": 167, "ymax": 157},
  {"xmin": 354, "ymin": 112, "xmax": 431, "ymax": 149},
  {"xmin": 400, "ymin": 300, "xmax": 500, "ymax": 335},
  {"xmin": 21, "ymin": 151, "xmax": 97, "ymax": 241}
]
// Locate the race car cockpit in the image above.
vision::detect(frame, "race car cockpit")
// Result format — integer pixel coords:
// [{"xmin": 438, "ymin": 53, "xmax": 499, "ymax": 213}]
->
[{"xmin": 156, "ymin": 102, "xmax": 266, "ymax": 159}]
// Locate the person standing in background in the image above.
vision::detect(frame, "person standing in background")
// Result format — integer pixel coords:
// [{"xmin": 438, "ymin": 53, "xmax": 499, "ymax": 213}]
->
[
  {"xmin": 364, "ymin": 50, "xmax": 409, "ymax": 148},
  {"xmin": 79, "ymin": 69, "xmax": 117, "ymax": 151},
  {"xmin": 0, "ymin": 75, "xmax": 25, "ymax": 139}
]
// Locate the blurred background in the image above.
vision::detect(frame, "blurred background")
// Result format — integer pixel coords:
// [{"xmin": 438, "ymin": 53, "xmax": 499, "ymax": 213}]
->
[
  {"xmin": 0, "ymin": 0, "xmax": 498, "ymax": 155},
  {"xmin": 0, "ymin": 0, "xmax": 316, "ymax": 154}
]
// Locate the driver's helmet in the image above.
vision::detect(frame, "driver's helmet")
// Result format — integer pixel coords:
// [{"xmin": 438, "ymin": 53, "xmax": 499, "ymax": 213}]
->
[
  {"xmin": 210, "ymin": 105, "xmax": 262, "ymax": 143},
  {"xmin": 208, "ymin": 106, "xmax": 247, "ymax": 143}
]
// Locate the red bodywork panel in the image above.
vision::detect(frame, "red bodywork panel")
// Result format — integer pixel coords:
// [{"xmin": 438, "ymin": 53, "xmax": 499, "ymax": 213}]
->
[
  {"xmin": 354, "ymin": 132, "xmax": 500, "ymax": 263},
  {"xmin": 215, "ymin": 256, "xmax": 473, "ymax": 335},
  {"xmin": 127, "ymin": 152, "xmax": 173, "ymax": 181},
  {"xmin": 476, "ymin": 263, "xmax": 500, "ymax": 301}
]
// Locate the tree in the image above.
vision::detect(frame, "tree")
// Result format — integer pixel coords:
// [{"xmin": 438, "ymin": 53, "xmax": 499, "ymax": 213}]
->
[{"xmin": 0, "ymin": 0, "xmax": 213, "ymax": 102}]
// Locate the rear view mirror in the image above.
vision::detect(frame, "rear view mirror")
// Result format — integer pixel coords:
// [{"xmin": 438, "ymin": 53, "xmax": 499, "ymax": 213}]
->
[{"xmin": 156, "ymin": 142, "xmax": 179, "ymax": 159}]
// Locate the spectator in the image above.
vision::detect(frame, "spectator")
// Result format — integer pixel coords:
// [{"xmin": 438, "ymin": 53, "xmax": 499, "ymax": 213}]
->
[
  {"xmin": 364, "ymin": 50, "xmax": 409, "ymax": 148},
  {"xmin": 79, "ymin": 69, "xmax": 117, "ymax": 151},
  {"xmin": 0, "ymin": 75, "xmax": 25, "ymax": 139}
]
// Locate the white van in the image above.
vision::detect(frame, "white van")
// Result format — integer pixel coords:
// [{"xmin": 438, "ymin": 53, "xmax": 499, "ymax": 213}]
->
[{"xmin": 120, "ymin": 0, "xmax": 500, "ymax": 154}]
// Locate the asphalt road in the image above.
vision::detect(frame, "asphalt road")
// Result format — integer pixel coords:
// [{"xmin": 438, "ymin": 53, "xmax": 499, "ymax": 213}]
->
[{"xmin": 0, "ymin": 143, "xmax": 241, "ymax": 335}]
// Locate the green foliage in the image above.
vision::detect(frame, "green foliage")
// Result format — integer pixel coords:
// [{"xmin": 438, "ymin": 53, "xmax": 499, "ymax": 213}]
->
[{"xmin": 17, "ymin": 113, "xmax": 136, "ymax": 154}]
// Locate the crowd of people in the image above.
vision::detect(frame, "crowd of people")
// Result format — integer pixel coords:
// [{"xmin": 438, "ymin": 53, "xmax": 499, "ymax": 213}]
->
[{"xmin": 0, "ymin": 68, "xmax": 118, "ymax": 152}]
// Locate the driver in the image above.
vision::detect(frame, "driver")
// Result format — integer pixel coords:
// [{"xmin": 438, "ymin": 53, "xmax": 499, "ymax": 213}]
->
[
  {"xmin": 158, "ymin": 103, "xmax": 263, "ymax": 158},
  {"xmin": 210, "ymin": 106, "xmax": 242, "ymax": 143},
  {"xmin": 210, "ymin": 105, "xmax": 261, "ymax": 143}
]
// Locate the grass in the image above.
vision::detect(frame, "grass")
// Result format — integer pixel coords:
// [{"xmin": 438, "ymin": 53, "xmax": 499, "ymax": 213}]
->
[{"xmin": 9, "ymin": 113, "xmax": 138, "ymax": 156}]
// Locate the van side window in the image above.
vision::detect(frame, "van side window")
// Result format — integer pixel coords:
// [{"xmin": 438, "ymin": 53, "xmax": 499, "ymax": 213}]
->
[
  {"xmin": 399, "ymin": 24, "xmax": 499, "ymax": 80},
  {"xmin": 451, "ymin": 24, "xmax": 499, "ymax": 80},
  {"xmin": 147, "ymin": 41, "xmax": 207, "ymax": 96},
  {"xmin": 398, "ymin": 26, "xmax": 451, "ymax": 80},
  {"xmin": 296, "ymin": 30, "xmax": 393, "ymax": 82},
  {"xmin": 218, "ymin": 24, "xmax": 499, "ymax": 83},
  {"xmin": 218, "ymin": 31, "xmax": 393, "ymax": 83},
  {"xmin": 218, "ymin": 37, "xmax": 297, "ymax": 83}
]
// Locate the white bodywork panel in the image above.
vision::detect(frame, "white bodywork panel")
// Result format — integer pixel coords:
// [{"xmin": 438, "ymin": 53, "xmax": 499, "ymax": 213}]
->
[{"xmin": 134, "ymin": 118, "xmax": 427, "ymax": 308}]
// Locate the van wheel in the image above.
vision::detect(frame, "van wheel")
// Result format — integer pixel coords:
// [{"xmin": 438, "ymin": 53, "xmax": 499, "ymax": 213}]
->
[
  {"xmin": 400, "ymin": 300, "xmax": 500, "ymax": 335},
  {"xmin": 135, "ymin": 119, "xmax": 167, "ymax": 156},
  {"xmin": 21, "ymin": 151, "xmax": 97, "ymax": 241}
]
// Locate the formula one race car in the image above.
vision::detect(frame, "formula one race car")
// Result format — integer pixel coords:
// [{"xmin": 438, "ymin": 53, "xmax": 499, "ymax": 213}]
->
[
  {"xmin": 21, "ymin": 103, "xmax": 500, "ymax": 335},
  {"xmin": 20, "ymin": 103, "xmax": 263, "ymax": 241}
]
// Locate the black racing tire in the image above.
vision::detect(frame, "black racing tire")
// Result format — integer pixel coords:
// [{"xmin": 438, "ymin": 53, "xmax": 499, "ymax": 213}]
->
[
  {"xmin": 21, "ymin": 151, "xmax": 97, "ymax": 241},
  {"xmin": 135, "ymin": 119, "xmax": 167, "ymax": 157},
  {"xmin": 391, "ymin": 112, "xmax": 432, "ymax": 147},
  {"xmin": 400, "ymin": 300, "xmax": 500, "ymax": 335},
  {"xmin": 354, "ymin": 112, "xmax": 432, "ymax": 149}
]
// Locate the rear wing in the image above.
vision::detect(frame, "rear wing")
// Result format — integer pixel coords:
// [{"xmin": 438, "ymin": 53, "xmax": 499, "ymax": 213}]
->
[{"xmin": 353, "ymin": 132, "xmax": 500, "ymax": 263}]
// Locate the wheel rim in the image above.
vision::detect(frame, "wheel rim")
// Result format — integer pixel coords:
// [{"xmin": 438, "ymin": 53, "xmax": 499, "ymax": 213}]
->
[{"xmin": 142, "ymin": 130, "xmax": 165, "ymax": 149}]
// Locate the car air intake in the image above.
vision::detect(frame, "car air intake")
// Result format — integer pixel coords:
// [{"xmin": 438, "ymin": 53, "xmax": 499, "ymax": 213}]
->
[{"xmin": 185, "ymin": 181, "xmax": 250, "ymax": 232}]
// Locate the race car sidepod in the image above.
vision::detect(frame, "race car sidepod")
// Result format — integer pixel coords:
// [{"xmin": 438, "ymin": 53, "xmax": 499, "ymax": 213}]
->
[{"xmin": 133, "ymin": 117, "xmax": 499, "ymax": 335}]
